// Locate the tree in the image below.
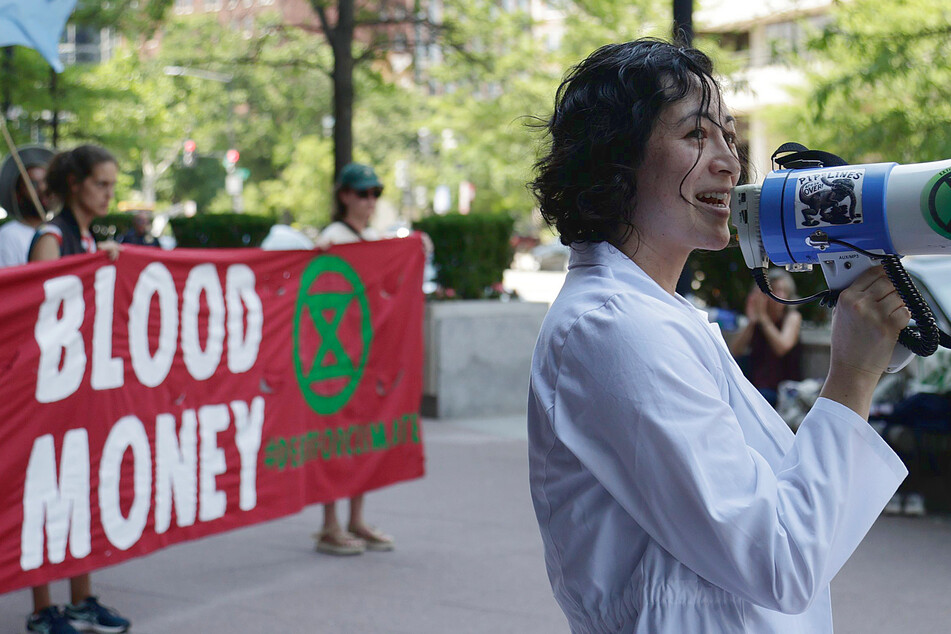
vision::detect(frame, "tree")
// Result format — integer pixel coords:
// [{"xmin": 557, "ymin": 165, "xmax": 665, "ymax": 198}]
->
[
  {"xmin": 304, "ymin": 0, "xmax": 441, "ymax": 178},
  {"xmin": 779, "ymin": 0, "xmax": 951, "ymax": 164},
  {"xmin": 0, "ymin": 0, "xmax": 176, "ymax": 147}
]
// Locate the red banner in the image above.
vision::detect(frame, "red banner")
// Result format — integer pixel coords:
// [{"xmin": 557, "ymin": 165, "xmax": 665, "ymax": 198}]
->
[{"xmin": 0, "ymin": 237, "xmax": 426, "ymax": 593}]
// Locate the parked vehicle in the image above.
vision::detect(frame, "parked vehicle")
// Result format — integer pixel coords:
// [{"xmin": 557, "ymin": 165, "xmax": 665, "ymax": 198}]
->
[
  {"xmin": 903, "ymin": 256, "xmax": 951, "ymax": 332},
  {"xmin": 529, "ymin": 242, "xmax": 571, "ymax": 271}
]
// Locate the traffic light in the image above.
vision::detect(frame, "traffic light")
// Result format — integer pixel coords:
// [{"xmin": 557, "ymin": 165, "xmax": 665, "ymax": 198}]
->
[
  {"xmin": 183, "ymin": 139, "xmax": 196, "ymax": 167},
  {"xmin": 224, "ymin": 149, "xmax": 239, "ymax": 171}
]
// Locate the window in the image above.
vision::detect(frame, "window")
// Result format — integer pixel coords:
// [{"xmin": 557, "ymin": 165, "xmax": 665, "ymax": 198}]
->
[
  {"xmin": 718, "ymin": 30, "xmax": 751, "ymax": 67},
  {"xmin": 59, "ymin": 24, "xmax": 109, "ymax": 64}
]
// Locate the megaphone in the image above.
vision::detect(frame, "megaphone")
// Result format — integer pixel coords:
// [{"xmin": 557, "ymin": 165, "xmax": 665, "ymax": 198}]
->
[{"xmin": 730, "ymin": 145, "xmax": 951, "ymax": 372}]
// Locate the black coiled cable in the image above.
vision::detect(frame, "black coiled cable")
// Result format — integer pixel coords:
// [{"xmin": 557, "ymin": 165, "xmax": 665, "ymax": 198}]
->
[
  {"xmin": 751, "ymin": 268, "xmax": 836, "ymax": 307},
  {"xmin": 880, "ymin": 254, "xmax": 940, "ymax": 356},
  {"xmin": 751, "ymin": 242, "xmax": 950, "ymax": 357}
]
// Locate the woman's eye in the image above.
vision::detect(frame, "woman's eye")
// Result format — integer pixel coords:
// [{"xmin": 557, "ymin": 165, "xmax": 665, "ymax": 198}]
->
[
  {"xmin": 687, "ymin": 128, "xmax": 707, "ymax": 140},
  {"xmin": 724, "ymin": 132, "xmax": 738, "ymax": 146}
]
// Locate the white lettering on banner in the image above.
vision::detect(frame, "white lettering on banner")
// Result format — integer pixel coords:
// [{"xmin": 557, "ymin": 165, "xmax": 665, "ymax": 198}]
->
[
  {"xmin": 35, "ymin": 263, "xmax": 264, "ymax": 403},
  {"xmin": 154, "ymin": 411, "xmax": 198, "ymax": 534},
  {"xmin": 91, "ymin": 266, "xmax": 123, "ymax": 391},
  {"xmin": 198, "ymin": 404, "xmax": 229, "ymax": 522},
  {"xmin": 182, "ymin": 264, "xmax": 225, "ymax": 381},
  {"xmin": 21, "ymin": 430, "xmax": 91, "ymax": 570},
  {"xmin": 35, "ymin": 276, "xmax": 86, "ymax": 403},
  {"xmin": 19, "ymin": 397, "xmax": 265, "ymax": 569},
  {"xmin": 226, "ymin": 265, "xmax": 262, "ymax": 374},
  {"xmin": 99, "ymin": 416, "xmax": 152, "ymax": 550},
  {"xmin": 128, "ymin": 263, "xmax": 178, "ymax": 388},
  {"xmin": 231, "ymin": 397, "xmax": 265, "ymax": 511}
]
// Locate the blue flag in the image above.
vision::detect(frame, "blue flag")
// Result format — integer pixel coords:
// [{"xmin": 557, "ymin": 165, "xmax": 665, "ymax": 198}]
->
[{"xmin": 0, "ymin": 0, "xmax": 78, "ymax": 73}]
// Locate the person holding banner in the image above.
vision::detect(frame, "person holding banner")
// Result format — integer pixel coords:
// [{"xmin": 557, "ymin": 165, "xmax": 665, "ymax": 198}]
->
[
  {"xmin": 526, "ymin": 39, "xmax": 908, "ymax": 632},
  {"xmin": 0, "ymin": 145, "xmax": 53, "ymax": 266},
  {"xmin": 25, "ymin": 144, "xmax": 129, "ymax": 633},
  {"xmin": 312, "ymin": 162, "xmax": 396, "ymax": 555},
  {"xmin": 29, "ymin": 145, "xmax": 120, "ymax": 264}
]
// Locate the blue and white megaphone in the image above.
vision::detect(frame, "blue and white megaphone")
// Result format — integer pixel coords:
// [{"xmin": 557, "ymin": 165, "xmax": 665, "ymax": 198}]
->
[{"xmin": 730, "ymin": 144, "xmax": 951, "ymax": 372}]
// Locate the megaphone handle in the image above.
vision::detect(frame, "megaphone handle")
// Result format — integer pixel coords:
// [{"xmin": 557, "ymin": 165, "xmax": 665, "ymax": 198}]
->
[
  {"xmin": 886, "ymin": 344, "xmax": 916, "ymax": 374},
  {"xmin": 882, "ymin": 255, "xmax": 941, "ymax": 357},
  {"xmin": 816, "ymin": 252, "xmax": 874, "ymax": 294},
  {"xmin": 818, "ymin": 254, "xmax": 923, "ymax": 373}
]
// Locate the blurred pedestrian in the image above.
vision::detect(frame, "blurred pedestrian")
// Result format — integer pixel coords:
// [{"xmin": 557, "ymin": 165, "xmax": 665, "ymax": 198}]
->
[
  {"xmin": 312, "ymin": 162, "xmax": 394, "ymax": 556},
  {"xmin": 729, "ymin": 269, "xmax": 803, "ymax": 407},
  {"xmin": 527, "ymin": 38, "xmax": 907, "ymax": 632},
  {"xmin": 26, "ymin": 144, "xmax": 129, "ymax": 634},
  {"xmin": 0, "ymin": 145, "xmax": 54, "ymax": 266},
  {"xmin": 118, "ymin": 209, "xmax": 160, "ymax": 247},
  {"xmin": 317, "ymin": 163, "xmax": 384, "ymax": 247},
  {"xmin": 29, "ymin": 145, "xmax": 120, "ymax": 263}
]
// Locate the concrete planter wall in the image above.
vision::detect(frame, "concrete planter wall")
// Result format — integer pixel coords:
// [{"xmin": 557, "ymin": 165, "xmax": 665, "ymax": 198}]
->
[{"xmin": 423, "ymin": 300, "xmax": 550, "ymax": 419}]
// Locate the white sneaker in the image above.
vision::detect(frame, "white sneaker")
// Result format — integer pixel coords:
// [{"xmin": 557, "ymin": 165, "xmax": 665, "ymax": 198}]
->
[
  {"xmin": 903, "ymin": 493, "xmax": 926, "ymax": 517},
  {"xmin": 883, "ymin": 493, "xmax": 903, "ymax": 515}
]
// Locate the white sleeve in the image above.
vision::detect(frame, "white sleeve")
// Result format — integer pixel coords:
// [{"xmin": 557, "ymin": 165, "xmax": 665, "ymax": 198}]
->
[
  {"xmin": 0, "ymin": 230, "xmax": 20, "ymax": 267},
  {"xmin": 553, "ymin": 300, "xmax": 907, "ymax": 614}
]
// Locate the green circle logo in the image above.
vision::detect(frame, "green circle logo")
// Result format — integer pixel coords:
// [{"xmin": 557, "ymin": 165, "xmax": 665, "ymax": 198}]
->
[
  {"xmin": 921, "ymin": 167, "xmax": 951, "ymax": 240},
  {"xmin": 293, "ymin": 256, "xmax": 372, "ymax": 415}
]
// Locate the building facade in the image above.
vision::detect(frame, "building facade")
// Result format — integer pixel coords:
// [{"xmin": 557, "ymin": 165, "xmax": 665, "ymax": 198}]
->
[{"xmin": 697, "ymin": 0, "xmax": 835, "ymax": 180}]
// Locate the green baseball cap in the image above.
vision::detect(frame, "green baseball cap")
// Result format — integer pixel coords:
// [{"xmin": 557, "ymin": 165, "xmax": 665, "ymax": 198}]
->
[{"xmin": 336, "ymin": 162, "xmax": 383, "ymax": 191}]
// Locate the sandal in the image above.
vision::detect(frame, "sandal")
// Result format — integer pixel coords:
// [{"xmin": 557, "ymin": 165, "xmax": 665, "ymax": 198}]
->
[
  {"xmin": 313, "ymin": 530, "xmax": 366, "ymax": 556},
  {"xmin": 348, "ymin": 525, "xmax": 395, "ymax": 552}
]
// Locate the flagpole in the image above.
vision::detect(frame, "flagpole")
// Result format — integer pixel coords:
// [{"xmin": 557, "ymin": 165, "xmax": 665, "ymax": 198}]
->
[{"xmin": 0, "ymin": 117, "xmax": 47, "ymax": 219}]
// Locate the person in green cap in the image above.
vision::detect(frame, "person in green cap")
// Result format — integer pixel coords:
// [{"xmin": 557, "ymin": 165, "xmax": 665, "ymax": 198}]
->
[
  {"xmin": 314, "ymin": 162, "xmax": 395, "ymax": 555},
  {"xmin": 316, "ymin": 162, "xmax": 385, "ymax": 248}
]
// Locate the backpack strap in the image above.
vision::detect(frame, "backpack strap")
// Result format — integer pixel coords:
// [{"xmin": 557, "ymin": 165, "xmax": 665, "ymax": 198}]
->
[{"xmin": 771, "ymin": 142, "xmax": 850, "ymax": 170}]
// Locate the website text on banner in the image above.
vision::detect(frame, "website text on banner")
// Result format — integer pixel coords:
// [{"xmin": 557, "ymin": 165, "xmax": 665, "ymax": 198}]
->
[{"xmin": 0, "ymin": 237, "xmax": 426, "ymax": 593}]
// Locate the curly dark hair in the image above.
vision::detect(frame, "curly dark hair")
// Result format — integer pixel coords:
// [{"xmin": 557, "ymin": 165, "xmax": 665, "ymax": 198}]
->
[
  {"xmin": 46, "ymin": 144, "xmax": 117, "ymax": 204},
  {"xmin": 530, "ymin": 38, "xmax": 723, "ymax": 247}
]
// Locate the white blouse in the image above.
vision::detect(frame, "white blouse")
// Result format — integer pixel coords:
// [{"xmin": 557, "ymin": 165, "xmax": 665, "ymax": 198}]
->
[
  {"xmin": 527, "ymin": 241, "xmax": 907, "ymax": 633},
  {"xmin": 317, "ymin": 221, "xmax": 381, "ymax": 248}
]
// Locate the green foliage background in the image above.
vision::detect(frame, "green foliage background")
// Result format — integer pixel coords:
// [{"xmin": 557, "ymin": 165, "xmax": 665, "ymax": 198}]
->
[
  {"xmin": 5, "ymin": 0, "xmax": 937, "ymax": 318},
  {"xmin": 413, "ymin": 213, "xmax": 514, "ymax": 299}
]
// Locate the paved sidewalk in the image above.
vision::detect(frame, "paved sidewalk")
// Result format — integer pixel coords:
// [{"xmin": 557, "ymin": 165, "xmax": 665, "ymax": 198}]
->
[{"xmin": 2, "ymin": 415, "xmax": 951, "ymax": 633}]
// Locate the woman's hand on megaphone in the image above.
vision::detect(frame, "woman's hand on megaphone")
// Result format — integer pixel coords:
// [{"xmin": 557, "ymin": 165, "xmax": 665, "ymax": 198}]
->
[{"xmin": 820, "ymin": 266, "xmax": 911, "ymax": 420}]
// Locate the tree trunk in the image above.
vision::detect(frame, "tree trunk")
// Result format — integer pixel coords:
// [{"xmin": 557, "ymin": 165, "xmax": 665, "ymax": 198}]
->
[
  {"xmin": 142, "ymin": 150, "xmax": 157, "ymax": 204},
  {"xmin": 332, "ymin": 0, "xmax": 355, "ymax": 179},
  {"xmin": 673, "ymin": 0, "xmax": 693, "ymax": 45}
]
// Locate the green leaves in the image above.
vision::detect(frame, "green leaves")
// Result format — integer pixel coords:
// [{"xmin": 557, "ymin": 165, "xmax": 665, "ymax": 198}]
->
[{"xmin": 784, "ymin": 0, "xmax": 951, "ymax": 164}]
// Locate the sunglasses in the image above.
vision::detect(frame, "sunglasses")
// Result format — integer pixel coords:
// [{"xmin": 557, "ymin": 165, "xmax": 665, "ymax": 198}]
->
[{"xmin": 355, "ymin": 187, "xmax": 383, "ymax": 199}]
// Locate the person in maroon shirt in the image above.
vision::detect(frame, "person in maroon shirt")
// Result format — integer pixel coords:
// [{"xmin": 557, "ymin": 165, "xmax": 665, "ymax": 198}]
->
[{"xmin": 729, "ymin": 269, "xmax": 803, "ymax": 407}]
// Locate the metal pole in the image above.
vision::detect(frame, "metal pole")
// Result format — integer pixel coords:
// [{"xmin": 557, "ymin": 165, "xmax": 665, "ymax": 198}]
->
[
  {"xmin": 673, "ymin": 0, "xmax": 693, "ymax": 46},
  {"xmin": 50, "ymin": 68, "xmax": 59, "ymax": 148},
  {"xmin": 2, "ymin": 47, "xmax": 13, "ymax": 125}
]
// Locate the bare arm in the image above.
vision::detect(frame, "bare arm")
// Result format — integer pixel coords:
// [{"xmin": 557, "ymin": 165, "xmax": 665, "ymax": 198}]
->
[
  {"xmin": 98, "ymin": 239, "xmax": 121, "ymax": 261},
  {"xmin": 29, "ymin": 234, "xmax": 61, "ymax": 262},
  {"xmin": 729, "ymin": 288, "xmax": 765, "ymax": 357},
  {"xmin": 759, "ymin": 310, "xmax": 802, "ymax": 357},
  {"xmin": 728, "ymin": 320, "xmax": 754, "ymax": 357}
]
